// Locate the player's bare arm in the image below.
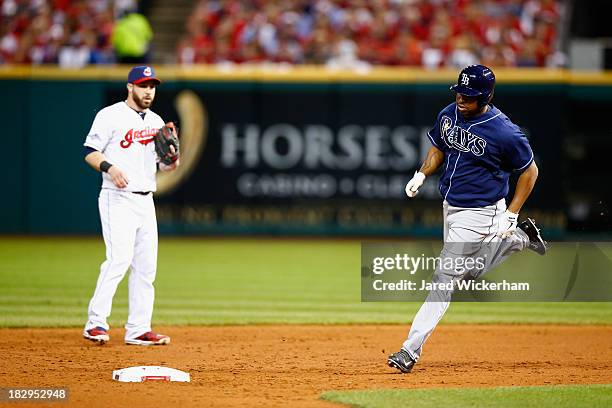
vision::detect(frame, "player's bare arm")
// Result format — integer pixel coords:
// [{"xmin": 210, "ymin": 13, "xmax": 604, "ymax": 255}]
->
[
  {"xmin": 507, "ymin": 161, "xmax": 539, "ymax": 214},
  {"xmin": 405, "ymin": 146, "xmax": 444, "ymax": 198},
  {"xmin": 419, "ymin": 146, "xmax": 445, "ymax": 176},
  {"xmin": 84, "ymin": 150, "xmax": 129, "ymax": 188},
  {"xmin": 497, "ymin": 162, "xmax": 539, "ymax": 238}
]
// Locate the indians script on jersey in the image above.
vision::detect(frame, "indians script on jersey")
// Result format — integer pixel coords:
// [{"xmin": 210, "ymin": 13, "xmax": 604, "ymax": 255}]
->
[{"xmin": 120, "ymin": 126, "xmax": 159, "ymax": 148}]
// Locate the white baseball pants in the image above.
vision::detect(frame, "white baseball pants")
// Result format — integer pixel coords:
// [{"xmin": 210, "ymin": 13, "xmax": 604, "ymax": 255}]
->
[
  {"xmin": 402, "ymin": 199, "xmax": 529, "ymax": 361},
  {"xmin": 85, "ymin": 189, "xmax": 158, "ymax": 340}
]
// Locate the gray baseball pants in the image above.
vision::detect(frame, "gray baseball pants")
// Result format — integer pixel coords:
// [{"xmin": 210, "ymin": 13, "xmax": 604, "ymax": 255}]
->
[{"xmin": 402, "ymin": 198, "xmax": 529, "ymax": 361}]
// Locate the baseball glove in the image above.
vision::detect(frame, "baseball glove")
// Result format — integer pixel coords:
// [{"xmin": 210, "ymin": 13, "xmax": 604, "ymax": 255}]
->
[{"xmin": 154, "ymin": 122, "xmax": 180, "ymax": 165}]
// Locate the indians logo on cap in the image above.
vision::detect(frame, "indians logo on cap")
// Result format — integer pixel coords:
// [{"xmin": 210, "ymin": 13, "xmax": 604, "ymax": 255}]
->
[{"xmin": 143, "ymin": 66, "xmax": 152, "ymax": 76}]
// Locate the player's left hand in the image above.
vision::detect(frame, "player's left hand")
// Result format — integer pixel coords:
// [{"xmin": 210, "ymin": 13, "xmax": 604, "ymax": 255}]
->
[
  {"xmin": 405, "ymin": 171, "xmax": 426, "ymax": 198},
  {"xmin": 155, "ymin": 122, "xmax": 180, "ymax": 165},
  {"xmin": 497, "ymin": 210, "xmax": 519, "ymax": 239}
]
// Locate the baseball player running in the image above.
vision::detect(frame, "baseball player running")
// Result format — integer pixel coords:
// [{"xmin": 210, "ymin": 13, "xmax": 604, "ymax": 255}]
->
[
  {"xmin": 388, "ymin": 65, "xmax": 548, "ymax": 373},
  {"xmin": 82, "ymin": 66, "xmax": 178, "ymax": 345}
]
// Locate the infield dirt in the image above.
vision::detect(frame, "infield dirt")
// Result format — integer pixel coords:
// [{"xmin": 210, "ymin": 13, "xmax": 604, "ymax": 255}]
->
[{"xmin": 1, "ymin": 325, "xmax": 611, "ymax": 407}]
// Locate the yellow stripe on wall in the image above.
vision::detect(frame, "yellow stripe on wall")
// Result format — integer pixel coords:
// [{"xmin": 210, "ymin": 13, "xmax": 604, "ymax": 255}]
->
[{"xmin": 1, "ymin": 65, "xmax": 611, "ymax": 84}]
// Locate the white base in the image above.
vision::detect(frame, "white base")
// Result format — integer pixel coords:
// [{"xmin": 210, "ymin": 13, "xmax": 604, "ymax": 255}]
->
[{"xmin": 112, "ymin": 366, "xmax": 190, "ymax": 382}]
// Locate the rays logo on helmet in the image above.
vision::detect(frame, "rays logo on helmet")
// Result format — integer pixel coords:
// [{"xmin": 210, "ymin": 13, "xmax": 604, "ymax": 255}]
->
[
  {"xmin": 461, "ymin": 73, "xmax": 470, "ymax": 86},
  {"xmin": 143, "ymin": 67, "xmax": 152, "ymax": 76}
]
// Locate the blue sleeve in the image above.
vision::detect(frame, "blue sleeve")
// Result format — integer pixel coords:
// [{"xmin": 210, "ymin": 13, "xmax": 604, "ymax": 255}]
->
[
  {"xmin": 427, "ymin": 113, "xmax": 445, "ymax": 151},
  {"xmin": 84, "ymin": 146, "xmax": 98, "ymax": 157},
  {"xmin": 503, "ymin": 127, "xmax": 534, "ymax": 172}
]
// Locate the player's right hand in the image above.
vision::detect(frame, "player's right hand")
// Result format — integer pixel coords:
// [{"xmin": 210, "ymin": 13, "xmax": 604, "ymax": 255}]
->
[
  {"xmin": 107, "ymin": 166, "xmax": 129, "ymax": 188},
  {"xmin": 496, "ymin": 210, "xmax": 519, "ymax": 239},
  {"xmin": 159, "ymin": 158, "xmax": 180, "ymax": 172},
  {"xmin": 405, "ymin": 171, "xmax": 426, "ymax": 198}
]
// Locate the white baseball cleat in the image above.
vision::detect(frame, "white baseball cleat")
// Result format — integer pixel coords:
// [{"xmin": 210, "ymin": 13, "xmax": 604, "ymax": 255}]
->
[
  {"xmin": 125, "ymin": 331, "xmax": 171, "ymax": 346},
  {"xmin": 83, "ymin": 327, "xmax": 110, "ymax": 344}
]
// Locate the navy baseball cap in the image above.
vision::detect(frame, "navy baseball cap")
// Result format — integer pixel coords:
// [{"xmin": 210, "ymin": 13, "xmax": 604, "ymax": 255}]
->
[
  {"xmin": 127, "ymin": 65, "xmax": 161, "ymax": 85},
  {"xmin": 450, "ymin": 64, "xmax": 495, "ymax": 97}
]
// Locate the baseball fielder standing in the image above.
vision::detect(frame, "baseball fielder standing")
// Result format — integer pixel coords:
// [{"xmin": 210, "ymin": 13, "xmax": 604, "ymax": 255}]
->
[
  {"xmin": 82, "ymin": 66, "xmax": 179, "ymax": 345},
  {"xmin": 388, "ymin": 65, "xmax": 548, "ymax": 373}
]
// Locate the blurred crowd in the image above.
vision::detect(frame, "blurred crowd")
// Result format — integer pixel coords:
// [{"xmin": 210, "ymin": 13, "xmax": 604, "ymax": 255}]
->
[
  {"xmin": 0, "ymin": 0, "xmax": 147, "ymax": 67},
  {"xmin": 177, "ymin": 0, "xmax": 564, "ymax": 68},
  {"xmin": 1, "ymin": 0, "xmax": 564, "ymax": 68}
]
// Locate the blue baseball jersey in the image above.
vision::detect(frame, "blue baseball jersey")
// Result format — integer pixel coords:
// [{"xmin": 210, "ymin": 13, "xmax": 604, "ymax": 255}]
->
[{"xmin": 427, "ymin": 103, "xmax": 534, "ymax": 208}]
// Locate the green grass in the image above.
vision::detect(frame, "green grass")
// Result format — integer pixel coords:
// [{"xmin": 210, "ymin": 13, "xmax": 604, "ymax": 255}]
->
[
  {"xmin": 321, "ymin": 384, "xmax": 612, "ymax": 408},
  {"xmin": 0, "ymin": 237, "xmax": 611, "ymax": 327}
]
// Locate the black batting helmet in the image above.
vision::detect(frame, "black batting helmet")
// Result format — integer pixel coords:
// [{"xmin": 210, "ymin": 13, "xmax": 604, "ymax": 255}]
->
[{"xmin": 450, "ymin": 65, "xmax": 496, "ymax": 107}]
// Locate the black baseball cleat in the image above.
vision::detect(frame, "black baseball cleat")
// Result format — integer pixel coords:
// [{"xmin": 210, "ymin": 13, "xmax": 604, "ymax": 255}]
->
[
  {"xmin": 387, "ymin": 349, "xmax": 415, "ymax": 373},
  {"xmin": 518, "ymin": 218, "xmax": 548, "ymax": 255}
]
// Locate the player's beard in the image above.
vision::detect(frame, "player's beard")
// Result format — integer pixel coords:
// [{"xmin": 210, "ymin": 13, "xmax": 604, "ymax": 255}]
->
[{"xmin": 133, "ymin": 92, "xmax": 153, "ymax": 110}]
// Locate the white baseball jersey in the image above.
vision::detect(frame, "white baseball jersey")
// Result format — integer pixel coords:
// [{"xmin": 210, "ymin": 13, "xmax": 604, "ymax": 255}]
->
[{"xmin": 84, "ymin": 101, "xmax": 165, "ymax": 192}]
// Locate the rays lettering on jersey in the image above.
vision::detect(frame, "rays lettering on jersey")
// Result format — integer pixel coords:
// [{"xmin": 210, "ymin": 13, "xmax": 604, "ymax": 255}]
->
[
  {"xmin": 120, "ymin": 126, "xmax": 159, "ymax": 148},
  {"xmin": 440, "ymin": 116, "xmax": 486, "ymax": 156}
]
